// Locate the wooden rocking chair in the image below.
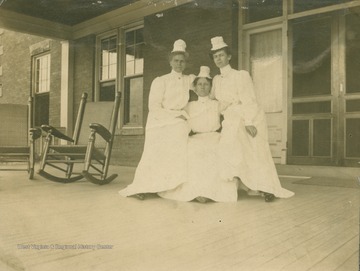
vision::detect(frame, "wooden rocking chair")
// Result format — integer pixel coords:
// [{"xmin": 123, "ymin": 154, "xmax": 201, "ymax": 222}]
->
[
  {"xmin": 38, "ymin": 91, "xmax": 121, "ymax": 185},
  {"xmin": 0, "ymin": 97, "xmax": 42, "ymax": 179}
]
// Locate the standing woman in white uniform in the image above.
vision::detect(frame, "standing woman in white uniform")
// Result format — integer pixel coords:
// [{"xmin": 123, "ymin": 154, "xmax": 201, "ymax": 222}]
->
[
  {"xmin": 209, "ymin": 36, "xmax": 294, "ymax": 202},
  {"xmin": 119, "ymin": 39, "xmax": 195, "ymax": 199}
]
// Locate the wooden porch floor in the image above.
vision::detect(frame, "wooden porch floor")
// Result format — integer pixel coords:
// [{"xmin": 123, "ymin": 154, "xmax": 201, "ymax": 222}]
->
[{"xmin": 0, "ymin": 165, "xmax": 358, "ymax": 271}]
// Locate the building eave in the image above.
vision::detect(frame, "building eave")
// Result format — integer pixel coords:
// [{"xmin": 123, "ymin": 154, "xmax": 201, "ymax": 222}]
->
[{"xmin": 0, "ymin": 9, "xmax": 73, "ymax": 40}]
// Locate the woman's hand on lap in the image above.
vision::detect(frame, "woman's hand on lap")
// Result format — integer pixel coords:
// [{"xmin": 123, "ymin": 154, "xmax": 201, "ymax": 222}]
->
[{"xmin": 245, "ymin": 125, "xmax": 257, "ymax": 137}]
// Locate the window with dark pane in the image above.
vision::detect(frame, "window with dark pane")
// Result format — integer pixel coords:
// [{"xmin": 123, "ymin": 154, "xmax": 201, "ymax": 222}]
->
[
  {"xmin": 346, "ymin": 118, "xmax": 360, "ymax": 158},
  {"xmin": 243, "ymin": 0, "xmax": 282, "ymax": 23},
  {"xmin": 346, "ymin": 11, "xmax": 360, "ymax": 94},
  {"xmin": 292, "ymin": 17, "xmax": 331, "ymax": 97},
  {"xmin": 313, "ymin": 119, "xmax": 331, "ymax": 157},
  {"xmin": 346, "ymin": 99, "xmax": 360, "ymax": 112},
  {"xmin": 34, "ymin": 94, "xmax": 49, "ymax": 126},
  {"xmin": 293, "ymin": 101, "xmax": 331, "ymax": 114},
  {"xmin": 124, "ymin": 76, "xmax": 143, "ymax": 126},
  {"xmin": 292, "ymin": 120, "xmax": 310, "ymax": 156},
  {"xmin": 293, "ymin": 0, "xmax": 351, "ymax": 13},
  {"xmin": 124, "ymin": 27, "xmax": 144, "ymax": 128},
  {"xmin": 99, "ymin": 81, "xmax": 115, "ymax": 101}
]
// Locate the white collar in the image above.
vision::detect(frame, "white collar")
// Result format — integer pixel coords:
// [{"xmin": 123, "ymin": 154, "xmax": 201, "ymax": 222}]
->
[
  {"xmin": 197, "ymin": 96, "xmax": 210, "ymax": 103},
  {"xmin": 171, "ymin": 70, "xmax": 183, "ymax": 77},
  {"xmin": 220, "ymin": 64, "xmax": 232, "ymax": 75}
]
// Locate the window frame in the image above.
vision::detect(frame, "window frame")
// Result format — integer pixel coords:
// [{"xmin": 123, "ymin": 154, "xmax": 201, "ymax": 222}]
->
[
  {"xmin": 95, "ymin": 30, "xmax": 119, "ymax": 102},
  {"xmin": 33, "ymin": 53, "xmax": 51, "ymax": 94},
  {"xmin": 31, "ymin": 52, "xmax": 51, "ymax": 127},
  {"xmin": 95, "ymin": 22, "xmax": 144, "ymax": 135},
  {"xmin": 119, "ymin": 22, "xmax": 145, "ymax": 135}
]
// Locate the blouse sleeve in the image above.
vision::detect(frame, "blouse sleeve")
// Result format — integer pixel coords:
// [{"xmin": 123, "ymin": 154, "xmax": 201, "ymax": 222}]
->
[
  {"xmin": 148, "ymin": 77, "xmax": 164, "ymax": 112},
  {"xmin": 189, "ymin": 74, "xmax": 196, "ymax": 91},
  {"xmin": 237, "ymin": 71, "xmax": 260, "ymax": 126},
  {"xmin": 209, "ymin": 76, "xmax": 217, "ymax": 100}
]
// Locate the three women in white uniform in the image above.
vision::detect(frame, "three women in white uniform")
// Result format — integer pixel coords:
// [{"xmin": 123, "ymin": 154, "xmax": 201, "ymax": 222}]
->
[{"xmin": 120, "ymin": 38, "xmax": 294, "ymax": 203}]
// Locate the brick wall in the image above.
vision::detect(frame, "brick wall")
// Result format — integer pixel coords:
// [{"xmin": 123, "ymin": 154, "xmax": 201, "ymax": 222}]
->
[
  {"xmin": 0, "ymin": 29, "xmax": 62, "ymax": 126},
  {"xmin": 73, "ymin": 35, "xmax": 96, "ymax": 111},
  {"xmin": 112, "ymin": 135, "xmax": 145, "ymax": 166},
  {"xmin": 0, "ymin": 30, "xmax": 42, "ymax": 104}
]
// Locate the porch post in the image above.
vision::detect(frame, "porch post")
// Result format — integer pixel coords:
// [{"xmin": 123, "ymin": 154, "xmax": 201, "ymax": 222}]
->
[{"xmin": 60, "ymin": 40, "xmax": 74, "ymax": 141}]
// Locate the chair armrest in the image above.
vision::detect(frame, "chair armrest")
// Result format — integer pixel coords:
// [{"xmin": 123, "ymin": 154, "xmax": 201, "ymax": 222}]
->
[
  {"xmin": 29, "ymin": 128, "xmax": 42, "ymax": 140},
  {"xmin": 41, "ymin": 125, "xmax": 74, "ymax": 142},
  {"xmin": 89, "ymin": 123, "xmax": 111, "ymax": 142}
]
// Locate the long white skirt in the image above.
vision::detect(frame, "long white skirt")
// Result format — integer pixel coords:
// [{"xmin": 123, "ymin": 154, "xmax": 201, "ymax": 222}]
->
[
  {"xmin": 218, "ymin": 109, "xmax": 294, "ymax": 198},
  {"xmin": 119, "ymin": 120, "xmax": 189, "ymax": 197},
  {"xmin": 159, "ymin": 132, "xmax": 238, "ymax": 202}
]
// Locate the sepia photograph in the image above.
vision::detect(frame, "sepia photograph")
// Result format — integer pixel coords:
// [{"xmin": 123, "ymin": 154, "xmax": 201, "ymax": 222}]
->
[{"xmin": 0, "ymin": 0, "xmax": 359, "ymax": 270}]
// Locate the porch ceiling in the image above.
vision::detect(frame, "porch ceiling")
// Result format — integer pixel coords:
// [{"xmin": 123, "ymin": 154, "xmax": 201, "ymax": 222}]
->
[
  {"xmin": 0, "ymin": 0, "xmax": 192, "ymax": 40},
  {"xmin": 0, "ymin": 0, "xmax": 139, "ymax": 26}
]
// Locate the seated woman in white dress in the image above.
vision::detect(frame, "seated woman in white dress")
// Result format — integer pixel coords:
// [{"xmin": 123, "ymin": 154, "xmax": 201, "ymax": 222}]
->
[
  {"xmin": 159, "ymin": 66, "xmax": 238, "ymax": 203},
  {"xmin": 119, "ymin": 39, "xmax": 195, "ymax": 200}
]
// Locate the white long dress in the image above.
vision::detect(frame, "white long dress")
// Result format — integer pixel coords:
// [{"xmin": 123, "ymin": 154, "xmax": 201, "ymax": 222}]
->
[
  {"xmin": 212, "ymin": 65, "xmax": 294, "ymax": 198},
  {"xmin": 119, "ymin": 70, "xmax": 195, "ymax": 197},
  {"xmin": 159, "ymin": 96, "xmax": 238, "ymax": 202}
]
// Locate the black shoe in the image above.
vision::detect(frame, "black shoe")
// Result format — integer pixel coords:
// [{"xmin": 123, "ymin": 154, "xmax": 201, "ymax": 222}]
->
[
  {"xmin": 134, "ymin": 193, "xmax": 145, "ymax": 200},
  {"xmin": 264, "ymin": 193, "xmax": 275, "ymax": 202},
  {"xmin": 196, "ymin": 196, "xmax": 208, "ymax": 203}
]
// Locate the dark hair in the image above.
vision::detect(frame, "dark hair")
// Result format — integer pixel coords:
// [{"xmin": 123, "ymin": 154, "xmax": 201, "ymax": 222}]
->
[
  {"xmin": 168, "ymin": 51, "xmax": 189, "ymax": 62},
  {"xmin": 193, "ymin": 76, "xmax": 212, "ymax": 86},
  {"xmin": 208, "ymin": 46, "xmax": 232, "ymax": 60}
]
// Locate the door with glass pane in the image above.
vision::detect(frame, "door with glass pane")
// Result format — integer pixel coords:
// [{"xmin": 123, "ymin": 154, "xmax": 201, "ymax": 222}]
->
[
  {"xmin": 289, "ymin": 11, "xmax": 360, "ymax": 166},
  {"xmin": 342, "ymin": 9, "xmax": 360, "ymax": 166},
  {"xmin": 245, "ymin": 27, "xmax": 286, "ymax": 164},
  {"xmin": 289, "ymin": 15, "xmax": 334, "ymax": 165}
]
